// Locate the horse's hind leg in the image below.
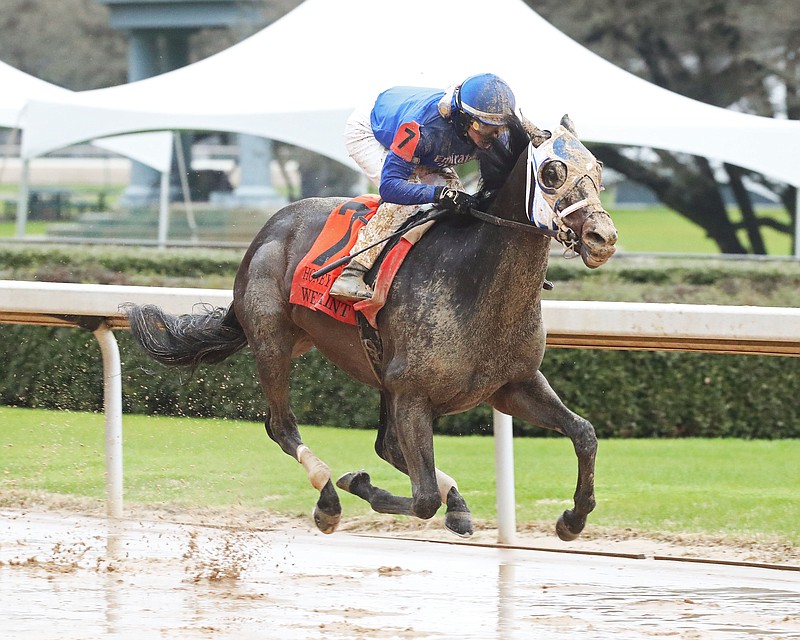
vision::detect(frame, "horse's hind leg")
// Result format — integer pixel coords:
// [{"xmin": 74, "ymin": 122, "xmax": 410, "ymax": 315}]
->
[
  {"xmin": 336, "ymin": 467, "xmax": 470, "ymax": 535},
  {"xmin": 247, "ymin": 318, "xmax": 341, "ymax": 534},
  {"xmin": 491, "ymin": 371, "xmax": 597, "ymax": 541},
  {"xmin": 337, "ymin": 393, "xmax": 473, "ymax": 536},
  {"xmin": 336, "ymin": 397, "xmax": 414, "ymax": 517}
]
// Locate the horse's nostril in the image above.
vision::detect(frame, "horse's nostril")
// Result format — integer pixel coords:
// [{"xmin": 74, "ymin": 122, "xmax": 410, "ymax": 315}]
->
[{"xmin": 585, "ymin": 231, "xmax": 607, "ymax": 247}]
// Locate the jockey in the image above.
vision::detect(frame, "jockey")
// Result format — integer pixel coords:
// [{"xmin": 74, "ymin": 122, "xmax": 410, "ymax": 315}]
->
[{"xmin": 329, "ymin": 73, "xmax": 517, "ymax": 301}]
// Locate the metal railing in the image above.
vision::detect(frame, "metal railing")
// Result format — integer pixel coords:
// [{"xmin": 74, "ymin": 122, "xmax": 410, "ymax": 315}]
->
[{"xmin": 2, "ymin": 280, "xmax": 799, "ymax": 540}]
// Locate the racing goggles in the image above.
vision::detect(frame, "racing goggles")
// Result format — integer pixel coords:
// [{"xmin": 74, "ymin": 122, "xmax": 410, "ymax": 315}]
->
[{"xmin": 470, "ymin": 119, "xmax": 503, "ymax": 139}]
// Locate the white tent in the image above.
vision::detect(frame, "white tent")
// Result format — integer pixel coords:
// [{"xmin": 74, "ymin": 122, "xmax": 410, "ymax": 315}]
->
[
  {"xmin": 17, "ymin": 0, "xmax": 800, "ymax": 250},
  {"xmin": 0, "ymin": 59, "xmax": 172, "ymax": 170},
  {"xmin": 0, "ymin": 60, "xmax": 173, "ymax": 242},
  {"xmin": 0, "ymin": 60, "xmax": 69, "ymax": 128}
]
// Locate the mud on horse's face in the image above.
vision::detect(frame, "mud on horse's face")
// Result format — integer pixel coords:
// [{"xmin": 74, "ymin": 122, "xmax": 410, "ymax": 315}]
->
[{"xmin": 525, "ymin": 115, "xmax": 618, "ymax": 268}]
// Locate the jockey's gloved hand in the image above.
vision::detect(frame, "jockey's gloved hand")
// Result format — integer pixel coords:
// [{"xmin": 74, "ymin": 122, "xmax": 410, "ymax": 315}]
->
[{"xmin": 434, "ymin": 186, "xmax": 479, "ymax": 214}]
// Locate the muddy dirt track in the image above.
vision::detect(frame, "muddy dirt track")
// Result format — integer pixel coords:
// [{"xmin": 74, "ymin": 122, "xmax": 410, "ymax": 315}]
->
[{"xmin": 2, "ymin": 509, "xmax": 799, "ymax": 640}]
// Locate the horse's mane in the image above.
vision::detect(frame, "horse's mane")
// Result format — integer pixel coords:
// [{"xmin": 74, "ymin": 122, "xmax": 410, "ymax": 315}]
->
[{"xmin": 475, "ymin": 114, "xmax": 531, "ymax": 204}]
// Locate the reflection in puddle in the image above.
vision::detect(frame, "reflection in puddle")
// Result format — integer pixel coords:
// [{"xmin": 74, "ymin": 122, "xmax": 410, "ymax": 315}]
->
[
  {"xmin": 497, "ymin": 560, "xmax": 518, "ymax": 639},
  {"xmin": 1, "ymin": 510, "xmax": 799, "ymax": 640}
]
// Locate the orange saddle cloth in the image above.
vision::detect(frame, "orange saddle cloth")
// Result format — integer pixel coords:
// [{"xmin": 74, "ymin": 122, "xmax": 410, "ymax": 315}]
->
[{"xmin": 288, "ymin": 195, "xmax": 413, "ymax": 328}]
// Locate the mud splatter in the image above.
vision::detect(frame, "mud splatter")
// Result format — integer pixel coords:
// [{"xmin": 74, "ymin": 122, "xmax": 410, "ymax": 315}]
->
[{"xmin": 182, "ymin": 529, "xmax": 262, "ymax": 583}]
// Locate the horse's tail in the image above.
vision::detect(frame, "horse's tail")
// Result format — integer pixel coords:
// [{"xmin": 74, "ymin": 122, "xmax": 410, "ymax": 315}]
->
[{"xmin": 123, "ymin": 303, "xmax": 247, "ymax": 370}]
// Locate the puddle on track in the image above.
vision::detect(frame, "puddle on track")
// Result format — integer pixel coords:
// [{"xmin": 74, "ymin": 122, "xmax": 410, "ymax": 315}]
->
[{"xmin": 1, "ymin": 510, "xmax": 799, "ymax": 639}]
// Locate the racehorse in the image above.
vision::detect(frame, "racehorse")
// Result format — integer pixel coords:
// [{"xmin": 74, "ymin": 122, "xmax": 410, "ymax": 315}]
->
[{"xmin": 125, "ymin": 114, "xmax": 618, "ymax": 541}]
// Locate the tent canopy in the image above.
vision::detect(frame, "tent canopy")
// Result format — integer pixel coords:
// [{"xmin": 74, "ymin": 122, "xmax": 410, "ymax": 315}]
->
[
  {"xmin": 19, "ymin": 0, "xmax": 800, "ymax": 186},
  {"xmin": 0, "ymin": 60, "xmax": 68, "ymax": 128},
  {"xmin": 0, "ymin": 59, "xmax": 175, "ymax": 245},
  {"xmin": 0, "ymin": 60, "xmax": 172, "ymax": 172}
]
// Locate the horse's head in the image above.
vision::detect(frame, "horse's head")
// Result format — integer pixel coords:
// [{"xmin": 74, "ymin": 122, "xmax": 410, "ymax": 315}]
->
[{"xmin": 523, "ymin": 115, "xmax": 617, "ymax": 268}]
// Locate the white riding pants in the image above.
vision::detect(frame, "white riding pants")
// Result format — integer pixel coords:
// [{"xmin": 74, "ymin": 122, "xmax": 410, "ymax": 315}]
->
[{"xmin": 343, "ymin": 106, "xmax": 462, "ymax": 269}]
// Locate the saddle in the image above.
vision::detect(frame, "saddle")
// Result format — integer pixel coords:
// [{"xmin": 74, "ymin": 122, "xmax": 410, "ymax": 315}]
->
[{"xmin": 289, "ymin": 195, "xmax": 434, "ymax": 330}]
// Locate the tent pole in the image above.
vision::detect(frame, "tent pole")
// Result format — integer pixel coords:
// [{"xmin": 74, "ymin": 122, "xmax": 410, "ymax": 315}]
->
[
  {"xmin": 15, "ymin": 158, "xmax": 30, "ymax": 238},
  {"xmin": 174, "ymin": 133, "xmax": 198, "ymax": 243},
  {"xmin": 158, "ymin": 170, "xmax": 169, "ymax": 250}
]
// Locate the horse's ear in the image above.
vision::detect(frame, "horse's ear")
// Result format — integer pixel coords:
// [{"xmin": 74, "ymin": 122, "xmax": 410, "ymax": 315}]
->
[
  {"xmin": 560, "ymin": 114, "xmax": 577, "ymax": 136},
  {"xmin": 520, "ymin": 114, "xmax": 551, "ymax": 148}
]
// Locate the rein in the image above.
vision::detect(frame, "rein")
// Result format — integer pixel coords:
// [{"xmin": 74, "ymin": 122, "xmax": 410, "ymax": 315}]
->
[{"xmin": 466, "ymin": 206, "xmax": 579, "ymax": 249}]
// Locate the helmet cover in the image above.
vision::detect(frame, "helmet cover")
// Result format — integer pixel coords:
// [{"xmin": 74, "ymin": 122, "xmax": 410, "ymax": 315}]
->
[{"xmin": 457, "ymin": 73, "xmax": 516, "ymax": 126}]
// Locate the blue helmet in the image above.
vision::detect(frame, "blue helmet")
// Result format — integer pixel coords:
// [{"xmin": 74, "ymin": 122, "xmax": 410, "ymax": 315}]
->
[{"xmin": 457, "ymin": 73, "xmax": 516, "ymax": 126}]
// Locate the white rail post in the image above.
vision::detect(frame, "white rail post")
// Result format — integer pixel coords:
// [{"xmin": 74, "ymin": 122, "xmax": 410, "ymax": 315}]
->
[
  {"xmin": 93, "ymin": 323, "xmax": 123, "ymax": 518},
  {"xmin": 794, "ymin": 187, "xmax": 800, "ymax": 259},
  {"xmin": 158, "ymin": 170, "xmax": 170, "ymax": 250},
  {"xmin": 493, "ymin": 409, "xmax": 516, "ymax": 544}
]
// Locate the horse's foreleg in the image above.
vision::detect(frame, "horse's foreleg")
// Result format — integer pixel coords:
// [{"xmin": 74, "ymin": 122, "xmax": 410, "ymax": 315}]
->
[
  {"xmin": 337, "ymin": 394, "xmax": 472, "ymax": 536},
  {"xmin": 491, "ymin": 372, "xmax": 597, "ymax": 541},
  {"xmin": 336, "ymin": 470, "xmax": 413, "ymax": 515},
  {"xmin": 437, "ymin": 470, "xmax": 473, "ymax": 538},
  {"xmin": 378, "ymin": 396, "xmax": 463, "ymax": 524}
]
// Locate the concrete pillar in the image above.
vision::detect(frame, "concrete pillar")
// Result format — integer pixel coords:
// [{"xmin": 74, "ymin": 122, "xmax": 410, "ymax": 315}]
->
[
  {"xmin": 100, "ymin": 0, "xmax": 280, "ymax": 210},
  {"xmin": 227, "ymin": 134, "xmax": 285, "ymax": 206},
  {"xmin": 121, "ymin": 30, "xmax": 164, "ymax": 206}
]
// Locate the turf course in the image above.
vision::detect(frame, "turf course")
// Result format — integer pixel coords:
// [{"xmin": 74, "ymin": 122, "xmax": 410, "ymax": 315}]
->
[
  {"xmin": 1, "ymin": 407, "xmax": 797, "ymax": 544},
  {"xmin": 1, "ymin": 204, "xmax": 793, "ymax": 254}
]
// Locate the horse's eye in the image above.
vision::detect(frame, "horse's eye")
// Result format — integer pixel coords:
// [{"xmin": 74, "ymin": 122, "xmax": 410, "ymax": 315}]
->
[{"xmin": 540, "ymin": 160, "xmax": 567, "ymax": 189}]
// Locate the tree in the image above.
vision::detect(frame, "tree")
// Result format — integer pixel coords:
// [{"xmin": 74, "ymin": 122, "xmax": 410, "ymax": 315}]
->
[
  {"xmin": 0, "ymin": 0, "xmax": 302, "ymax": 90},
  {"xmin": 527, "ymin": 0, "xmax": 799, "ymax": 254},
  {"xmin": 0, "ymin": 0, "xmax": 127, "ymax": 90}
]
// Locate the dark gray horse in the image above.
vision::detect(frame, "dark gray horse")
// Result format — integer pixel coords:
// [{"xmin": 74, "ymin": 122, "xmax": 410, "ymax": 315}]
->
[{"xmin": 126, "ymin": 114, "xmax": 618, "ymax": 540}]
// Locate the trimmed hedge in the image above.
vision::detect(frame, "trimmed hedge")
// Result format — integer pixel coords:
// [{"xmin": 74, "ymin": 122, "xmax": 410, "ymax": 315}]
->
[
  {"xmin": 0, "ymin": 324, "xmax": 797, "ymax": 439},
  {"xmin": 1, "ymin": 244, "xmax": 798, "ymax": 438}
]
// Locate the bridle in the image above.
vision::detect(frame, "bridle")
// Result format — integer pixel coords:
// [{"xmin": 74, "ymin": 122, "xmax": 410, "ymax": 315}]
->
[
  {"xmin": 525, "ymin": 125, "xmax": 604, "ymax": 257},
  {"xmin": 466, "ymin": 125, "xmax": 603, "ymax": 257}
]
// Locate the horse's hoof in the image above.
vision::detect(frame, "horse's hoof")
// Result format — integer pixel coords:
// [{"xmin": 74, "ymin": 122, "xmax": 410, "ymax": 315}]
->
[
  {"xmin": 444, "ymin": 511, "xmax": 474, "ymax": 538},
  {"xmin": 313, "ymin": 479, "xmax": 341, "ymax": 534},
  {"xmin": 336, "ymin": 470, "xmax": 369, "ymax": 493},
  {"xmin": 555, "ymin": 510, "xmax": 584, "ymax": 542},
  {"xmin": 313, "ymin": 504, "xmax": 341, "ymax": 534}
]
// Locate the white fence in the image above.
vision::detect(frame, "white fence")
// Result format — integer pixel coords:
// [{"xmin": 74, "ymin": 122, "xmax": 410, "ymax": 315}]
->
[{"xmin": 2, "ymin": 280, "xmax": 799, "ymax": 541}]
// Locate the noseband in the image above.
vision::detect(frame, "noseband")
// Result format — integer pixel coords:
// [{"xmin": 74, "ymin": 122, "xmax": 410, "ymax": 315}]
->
[{"xmin": 467, "ymin": 126, "xmax": 603, "ymax": 257}]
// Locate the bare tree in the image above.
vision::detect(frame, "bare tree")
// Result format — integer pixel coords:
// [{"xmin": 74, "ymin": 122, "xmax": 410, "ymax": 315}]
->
[
  {"xmin": 0, "ymin": 0, "xmax": 303, "ymax": 89},
  {"xmin": 528, "ymin": 0, "xmax": 799, "ymax": 253},
  {"xmin": 0, "ymin": 0, "xmax": 127, "ymax": 89}
]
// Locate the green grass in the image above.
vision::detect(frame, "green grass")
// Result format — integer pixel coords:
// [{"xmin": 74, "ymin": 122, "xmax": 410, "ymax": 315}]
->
[
  {"xmin": 609, "ymin": 206, "xmax": 793, "ymax": 255},
  {"xmin": 2, "ymin": 407, "xmax": 797, "ymax": 543},
  {"xmin": 1, "ymin": 199, "xmax": 794, "ymax": 255},
  {"xmin": 0, "ymin": 221, "xmax": 50, "ymax": 237}
]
